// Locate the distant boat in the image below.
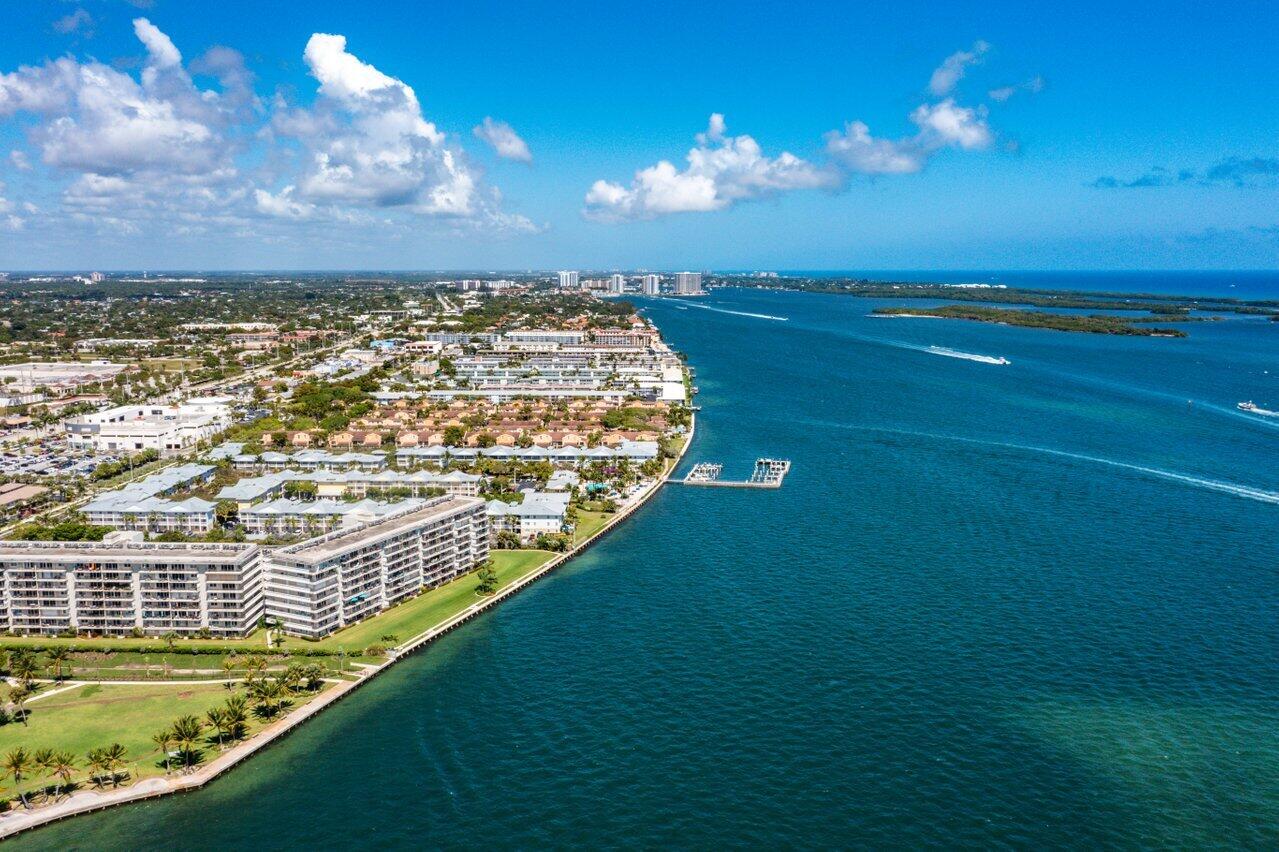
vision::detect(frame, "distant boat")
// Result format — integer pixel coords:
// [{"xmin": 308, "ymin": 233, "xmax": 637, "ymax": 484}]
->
[{"xmin": 1237, "ymin": 401, "xmax": 1279, "ymax": 417}]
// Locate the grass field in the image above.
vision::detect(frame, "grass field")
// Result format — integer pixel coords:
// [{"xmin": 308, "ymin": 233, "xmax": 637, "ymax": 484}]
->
[
  {"xmin": 573, "ymin": 510, "xmax": 611, "ymax": 544},
  {"xmin": 277, "ymin": 549, "xmax": 556, "ymax": 652},
  {"xmin": 0, "ymin": 681, "xmax": 311, "ymax": 799}
]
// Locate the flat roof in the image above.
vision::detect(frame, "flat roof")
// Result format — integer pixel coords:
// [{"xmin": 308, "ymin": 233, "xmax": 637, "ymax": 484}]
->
[
  {"xmin": 276, "ymin": 496, "xmax": 483, "ymax": 564},
  {"xmin": 0, "ymin": 540, "xmax": 258, "ymax": 564}
]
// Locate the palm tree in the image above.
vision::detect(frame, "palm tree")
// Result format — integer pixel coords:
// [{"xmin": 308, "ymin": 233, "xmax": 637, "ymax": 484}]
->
[
  {"xmin": 280, "ymin": 662, "xmax": 304, "ymax": 694},
  {"xmin": 101, "ymin": 743, "xmax": 127, "ymax": 788},
  {"xmin": 45, "ymin": 647, "xmax": 72, "ymax": 682},
  {"xmin": 250, "ymin": 678, "xmax": 284, "ymax": 718},
  {"xmin": 50, "ymin": 751, "xmax": 77, "ymax": 800},
  {"xmin": 9, "ymin": 651, "xmax": 40, "ymax": 687},
  {"xmin": 242, "ymin": 655, "xmax": 267, "ymax": 686},
  {"xmin": 206, "ymin": 707, "xmax": 230, "ymax": 751},
  {"xmin": 32, "ymin": 748, "xmax": 55, "ymax": 800},
  {"xmin": 171, "ymin": 716, "xmax": 204, "ymax": 771},
  {"xmin": 223, "ymin": 696, "xmax": 249, "ymax": 742},
  {"xmin": 3, "ymin": 748, "xmax": 33, "ymax": 808},
  {"xmin": 220, "ymin": 655, "xmax": 238, "ymax": 687},
  {"xmin": 85, "ymin": 748, "xmax": 107, "ymax": 788},
  {"xmin": 162, "ymin": 631, "xmax": 179, "ymax": 652},
  {"xmin": 152, "ymin": 729, "xmax": 175, "ymax": 774},
  {"xmin": 302, "ymin": 663, "xmax": 324, "ymax": 692}
]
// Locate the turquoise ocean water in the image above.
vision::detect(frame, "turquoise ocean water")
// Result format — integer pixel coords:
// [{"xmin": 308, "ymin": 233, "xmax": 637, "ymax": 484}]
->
[{"xmin": 16, "ymin": 279, "xmax": 1279, "ymax": 849}]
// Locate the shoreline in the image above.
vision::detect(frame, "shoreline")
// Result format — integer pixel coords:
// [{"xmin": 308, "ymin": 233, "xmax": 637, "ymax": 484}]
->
[{"xmin": 0, "ymin": 413, "xmax": 696, "ymax": 840}]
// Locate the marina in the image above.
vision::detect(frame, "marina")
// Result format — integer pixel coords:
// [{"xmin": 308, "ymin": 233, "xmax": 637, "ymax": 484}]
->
[{"xmin": 674, "ymin": 457, "xmax": 791, "ymax": 489}]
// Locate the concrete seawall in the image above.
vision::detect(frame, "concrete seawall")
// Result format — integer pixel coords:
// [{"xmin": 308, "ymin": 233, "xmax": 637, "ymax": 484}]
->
[{"xmin": 0, "ymin": 414, "xmax": 696, "ymax": 840}]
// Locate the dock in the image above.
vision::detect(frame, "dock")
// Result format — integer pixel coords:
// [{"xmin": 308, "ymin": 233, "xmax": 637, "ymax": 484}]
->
[{"xmin": 672, "ymin": 457, "xmax": 791, "ymax": 489}]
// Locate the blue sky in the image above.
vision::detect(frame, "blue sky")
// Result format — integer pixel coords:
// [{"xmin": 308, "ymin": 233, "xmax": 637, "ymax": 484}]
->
[{"xmin": 0, "ymin": 0, "xmax": 1277, "ymax": 271}]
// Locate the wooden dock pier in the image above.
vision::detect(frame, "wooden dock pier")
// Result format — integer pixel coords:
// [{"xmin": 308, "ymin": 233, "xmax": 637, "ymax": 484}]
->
[{"xmin": 671, "ymin": 457, "xmax": 791, "ymax": 489}]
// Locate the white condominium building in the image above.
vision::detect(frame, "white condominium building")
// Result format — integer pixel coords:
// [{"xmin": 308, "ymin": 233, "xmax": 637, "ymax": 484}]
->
[
  {"xmin": 65, "ymin": 397, "xmax": 233, "ymax": 455},
  {"xmin": 503, "ymin": 329, "xmax": 586, "ymax": 346},
  {"xmin": 642, "ymin": 274, "xmax": 661, "ymax": 295},
  {"xmin": 265, "ymin": 496, "xmax": 489, "ymax": 639},
  {"xmin": 608, "ymin": 274, "xmax": 626, "ymax": 293},
  {"xmin": 0, "ymin": 541, "xmax": 264, "ymax": 637},
  {"xmin": 674, "ymin": 272, "xmax": 704, "ymax": 295},
  {"xmin": 557, "ymin": 270, "xmax": 580, "ymax": 289}
]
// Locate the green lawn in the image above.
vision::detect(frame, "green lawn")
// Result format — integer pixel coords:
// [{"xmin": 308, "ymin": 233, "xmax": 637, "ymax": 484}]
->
[
  {"xmin": 0, "ymin": 681, "xmax": 310, "ymax": 798},
  {"xmin": 277, "ymin": 549, "xmax": 556, "ymax": 653},
  {"xmin": 573, "ymin": 510, "xmax": 612, "ymax": 544}
]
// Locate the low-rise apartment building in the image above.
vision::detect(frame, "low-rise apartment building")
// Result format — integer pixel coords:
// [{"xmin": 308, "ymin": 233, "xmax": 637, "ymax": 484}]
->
[
  {"xmin": 265, "ymin": 496, "xmax": 489, "ymax": 638},
  {"xmin": 0, "ymin": 540, "xmax": 263, "ymax": 637}
]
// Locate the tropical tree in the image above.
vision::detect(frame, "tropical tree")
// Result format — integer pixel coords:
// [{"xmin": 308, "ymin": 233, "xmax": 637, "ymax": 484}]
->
[
  {"xmin": 171, "ymin": 716, "xmax": 204, "ymax": 770},
  {"xmin": 85, "ymin": 748, "xmax": 107, "ymax": 788},
  {"xmin": 206, "ymin": 707, "xmax": 230, "ymax": 751},
  {"xmin": 302, "ymin": 663, "xmax": 325, "ymax": 692},
  {"xmin": 475, "ymin": 561, "xmax": 499, "ymax": 595},
  {"xmin": 242, "ymin": 655, "xmax": 267, "ymax": 685},
  {"xmin": 50, "ymin": 751, "xmax": 77, "ymax": 800},
  {"xmin": 249, "ymin": 678, "xmax": 284, "ymax": 718},
  {"xmin": 162, "ymin": 632, "xmax": 179, "ymax": 651},
  {"xmin": 45, "ymin": 647, "xmax": 72, "ymax": 682},
  {"xmin": 101, "ymin": 743, "xmax": 127, "ymax": 788},
  {"xmin": 223, "ymin": 695, "xmax": 249, "ymax": 741},
  {"xmin": 280, "ymin": 663, "xmax": 305, "ymax": 695},
  {"xmin": 9, "ymin": 650, "xmax": 41, "ymax": 687},
  {"xmin": 152, "ymin": 729, "xmax": 175, "ymax": 775},
  {"xmin": 3, "ymin": 748, "xmax": 33, "ymax": 808},
  {"xmin": 8, "ymin": 684, "xmax": 31, "ymax": 726},
  {"xmin": 221, "ymin": 655, "xmax": 238, "ymax": 687},
  {"xmin": 32, "ymin": 748, "xmax": 55, "ymax": 799}
]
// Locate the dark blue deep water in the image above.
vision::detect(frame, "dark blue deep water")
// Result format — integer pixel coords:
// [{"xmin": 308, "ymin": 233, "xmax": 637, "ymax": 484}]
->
[{"xmin": 19, "ymin": 285, "xmax": 1279, "ymax": 849}]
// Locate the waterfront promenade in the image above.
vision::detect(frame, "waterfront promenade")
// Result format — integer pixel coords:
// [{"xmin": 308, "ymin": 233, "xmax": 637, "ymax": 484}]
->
[{"xmin": 0, "ymin": 416, "xmax": 694, "ymax": 840}]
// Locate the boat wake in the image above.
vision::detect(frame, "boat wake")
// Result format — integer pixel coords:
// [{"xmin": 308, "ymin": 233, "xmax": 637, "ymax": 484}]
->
[
  {"xmin": 686, "ymin": 302, "xmax": 788, "ymax": 321},
  {"xmin": 925, "ymin": 346, "xmax": 1010, "ymax": 365},
  {"xmin": 802, "ymin": 420, "xmax": 1279, "ymax": 506}
]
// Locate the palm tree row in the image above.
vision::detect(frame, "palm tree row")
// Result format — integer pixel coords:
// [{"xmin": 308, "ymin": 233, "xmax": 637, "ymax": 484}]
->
[{"xmin": 3, "ymin": 742, "xmax": 128, "ymax": 808}]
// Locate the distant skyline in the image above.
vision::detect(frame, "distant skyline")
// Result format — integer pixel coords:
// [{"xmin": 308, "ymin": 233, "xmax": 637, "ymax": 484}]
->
[{"xmin": 1, "ymin": 1, "xmax": 1278, "ymax": 270}]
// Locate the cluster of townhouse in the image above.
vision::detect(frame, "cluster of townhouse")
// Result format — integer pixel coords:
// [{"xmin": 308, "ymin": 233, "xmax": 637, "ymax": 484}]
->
[
  {"xmin": 81, "ymin": 464, "xmax": 220, "ymax": 535},
  {"xmin": 0, "ymin": 497, "xmax": 490, "ymax": 639}
]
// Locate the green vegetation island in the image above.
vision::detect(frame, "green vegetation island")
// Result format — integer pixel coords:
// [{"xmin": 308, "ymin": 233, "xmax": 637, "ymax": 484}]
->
[
  {"xmin": 871, "ymin": 305, "xmax": 1190, "ymax": 336},
  {"xmin": 704, "ymin": 275, "xmax": 1279, "ymax": 337}
]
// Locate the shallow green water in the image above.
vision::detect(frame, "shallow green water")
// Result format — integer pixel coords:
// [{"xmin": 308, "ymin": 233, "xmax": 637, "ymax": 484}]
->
[{"xmin": 16, "ymin": 284, "xmax": 1278, "ymax": 848}]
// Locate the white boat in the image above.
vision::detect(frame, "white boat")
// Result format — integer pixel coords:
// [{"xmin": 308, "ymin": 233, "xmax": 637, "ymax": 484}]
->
[{"xmin": 1238, "ymin": 401, "xmax": 1279, "ymax": 417}]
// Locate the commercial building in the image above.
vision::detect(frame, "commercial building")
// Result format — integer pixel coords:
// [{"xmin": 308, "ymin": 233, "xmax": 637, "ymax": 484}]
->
[
  {"xmin": 65, "ymin": 398, "xmax": 232, "ymax": 454},
  {"xmin": 674, "ymin": 272, "xmax": 704, "ymax": 295},
  {"xmin": 557, "ymin": 270, "xmax": 580, "ymax": 289},
  {"xmin": 0, "ymin": 540, "xmax": 264, "ymax": 637},
  {"xmin": 265, "ymin": 496, "xmax": 489, "ymax": 638},
  {"xmin": 642, "ymin": 274, "xmax": 661, "ymax": 295},
  {"xmin": 0, "ymin": 361, "xmax": 128, "ymax": 394}
]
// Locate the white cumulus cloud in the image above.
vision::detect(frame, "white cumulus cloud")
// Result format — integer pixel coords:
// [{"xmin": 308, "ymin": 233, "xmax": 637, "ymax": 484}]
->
[
  {"xmin": 473, "ymin": 117, "xmax": 531, "ymax": 163},
  {"xmin": 584, "ymin": 113, "xmax": 838, "ymax": 220},
  {"xmin": 261, "ymin": 32, "xmax": 529, "ymax": 231}
]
